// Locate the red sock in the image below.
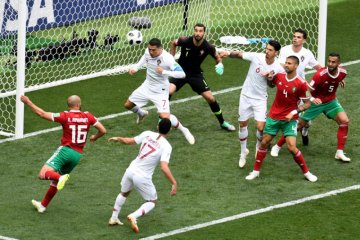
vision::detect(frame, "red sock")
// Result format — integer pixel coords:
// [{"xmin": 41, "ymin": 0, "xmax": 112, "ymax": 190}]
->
[
  {"xmin": 41, "ymin": 183, "xmax": 58, "ymax": 207},
  {"xmin": 254, "ymin": 148, "xmax": 268, "ymax": 171},
  {"xmin": 44, "ymin": 171, "xmax": 61, "ymax": 181},
  {"xmin": 337, "ymin": 123, "xmax": 348, "ymax": 150},
  {"xmin": 276, "ymin": 135, "xmax": 286, "ymax": 147},
  {"xmin": 293, "ymin": 150, "xmax": 309, "ymax": 173}
]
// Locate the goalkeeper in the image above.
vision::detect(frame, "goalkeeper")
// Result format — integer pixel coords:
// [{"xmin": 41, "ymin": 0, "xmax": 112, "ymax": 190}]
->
[{"xmin": 169, "ymin": 23, "xmax": 235, "ymax": 131}]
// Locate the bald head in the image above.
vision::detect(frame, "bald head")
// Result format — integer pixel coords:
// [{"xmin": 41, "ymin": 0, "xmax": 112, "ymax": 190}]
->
[{"xmin": 67, "ymin": 95, "xmax": 81, "ymax": 109}]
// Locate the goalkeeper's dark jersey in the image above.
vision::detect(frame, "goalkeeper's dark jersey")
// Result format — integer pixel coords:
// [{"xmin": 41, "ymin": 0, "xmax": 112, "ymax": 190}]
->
[{"xmin": 177, "ymin": 36, "xmax": 217, "ymax": 75}]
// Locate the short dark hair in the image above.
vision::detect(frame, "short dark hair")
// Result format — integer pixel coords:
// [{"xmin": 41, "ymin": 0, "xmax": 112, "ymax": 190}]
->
[
  {"xmin": 158, "ymin": 118, "xmax": 172, "ymax": 135},
  {"xmin": 194, "ymin": 23, "xmax": 206, "ymax": 31},
  {"xmin": 148, "ymin": 38, "xmax": 162, "ymax": 48},
  {"xmin": 287, "ymin": 55, "xmax": 300, "ymax": 65},
  {"xmin": 268, "ymin": 39, "xmax": 281, "ymax": 51},
  {"xmin": 294, "ymin": 28, "xmax": 307, "ymax": 39},
  {"xmin": 329, "ymin": 52, "xmax": 341, "ymax": 61}
]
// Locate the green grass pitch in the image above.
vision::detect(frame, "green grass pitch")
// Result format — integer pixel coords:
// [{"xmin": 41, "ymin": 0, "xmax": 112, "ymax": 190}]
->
[{"xmin": 0, "ymin": 0, "xmax": 360, "ymax": 239}]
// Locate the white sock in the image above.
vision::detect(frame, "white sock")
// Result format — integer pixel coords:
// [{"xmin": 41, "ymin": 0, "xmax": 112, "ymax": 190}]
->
[
  {"xmin": 336, "ymin": 149, "xmax": 344, "ymax": 155},
  {"xmin": 302, "ymin": 126, "xmax": 309, "ymax": 136},
  {"xmin": 256, "ymin": 130, "xmax": 263, "ymax": 149},
  {"xmin": 131, "ymin": 106, "xmax": 146, "ymax": 117},
  {"xmin": 111, "ymin": 193, "xmax": 126, "ymax": 220},
  {"xmin": 239, "ymin": 127, "xmax": 248, "ymax": 154},
  {"xmin": 131, "ymin": 202, "xmax": 155, "ymax": 219},
  {"xmin": 170, "ymin": 114, "xmax": 185, "ymax": 131}
]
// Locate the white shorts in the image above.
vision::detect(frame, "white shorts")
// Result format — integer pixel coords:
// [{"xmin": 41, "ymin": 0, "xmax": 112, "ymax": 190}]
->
[
  {"xmin": 121, "ymin": 168, "xmax": 157, "ymax": 201},
  {"xmin": 129, "ymin": 84, "xmax": 170, "ymax": 113},
  {"xmin": 238, "ymin": 95, "xmax": 267, "ymax": 122}
]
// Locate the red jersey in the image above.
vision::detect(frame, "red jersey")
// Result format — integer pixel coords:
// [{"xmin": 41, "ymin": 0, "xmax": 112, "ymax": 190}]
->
[
  {"xmin": 53, "ymin": 110, "xmax": 98, "ymax": 153},
  {"xmin": 269, "ymin": 73, "xmax": 310, "ymax": 120},
  {"xmin": 308, "ymin": 66, "xmax": 347, "ymax": 103}
]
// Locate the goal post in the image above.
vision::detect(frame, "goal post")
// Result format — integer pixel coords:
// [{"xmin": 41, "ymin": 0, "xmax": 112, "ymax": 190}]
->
[{"xmin": 0, "ymin": 0, "xmax": 327, "ymax": 139}]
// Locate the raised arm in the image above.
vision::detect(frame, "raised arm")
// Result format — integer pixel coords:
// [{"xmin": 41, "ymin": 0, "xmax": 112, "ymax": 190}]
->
[
  {"xmin": 169, "ymin": 39, "xmax": 178, "ymax": 56},
  {"xmin": 129, "ymin": 53, "xmax": 147, "ymax": 75},
  {"xmin": 21, "ymin": 95, "xmax": 53, "ymax": 121}
]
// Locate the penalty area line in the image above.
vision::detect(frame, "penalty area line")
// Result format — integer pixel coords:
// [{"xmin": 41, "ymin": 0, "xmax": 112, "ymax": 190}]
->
[{"xmin": 140, "ymin": 184, "xmax": 360, "ymax": 240}]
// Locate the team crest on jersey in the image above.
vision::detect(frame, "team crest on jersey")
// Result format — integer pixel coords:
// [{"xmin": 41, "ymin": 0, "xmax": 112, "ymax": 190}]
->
[
  {"xmin": 256, "ymin": 67, "xmax": 260, "ymax": 73},
  {"xmin": 301, "ymin": 56, "xmax": 305, "ymax": 62},
  {"xmin": 157, "ymin": 60, "xmax": 161, "ymax": 65},
  {"xmin": 200, "ymin": 50, "xmax": 204, "ymax": 55},
  {"xmin": 292, "ymin": 87, "xmax": 297, "ymax": 92}
]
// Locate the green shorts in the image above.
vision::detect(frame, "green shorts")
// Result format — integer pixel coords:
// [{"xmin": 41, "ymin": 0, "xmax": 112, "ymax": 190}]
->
[
  {"xmin": 300, "ymin": 98, "xmax": 344, "ymax": 122},
  {"xmin": 46, "ymin": 146, "xmax": 82, "ymax": 175},
  {"xmin": 264, "ymin": 117, "xmax": 298, "ymax": 137}
]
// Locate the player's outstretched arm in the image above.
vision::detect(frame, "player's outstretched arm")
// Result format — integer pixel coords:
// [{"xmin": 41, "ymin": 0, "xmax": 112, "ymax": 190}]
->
[
  {"xmin": 20, "ymin": 95, "xmax": 53, "ymax": 121},
  {"xmin": 219, "ymin": 50, "xmax": 244, "ymax": 59},
  {"xmin": 108, "ymin": 136, "xmax": 136, "ymax": 145},
  {"xmin": 160, "ymin": 161, "xmax": 177, "ymax": 196},
  {"xmin": 169, "ymin": 39, "xmax": 177, "ymax": 56},
  {"xmin": 90, "ymin": 122, "xmax": 107, "ymax": 142}
]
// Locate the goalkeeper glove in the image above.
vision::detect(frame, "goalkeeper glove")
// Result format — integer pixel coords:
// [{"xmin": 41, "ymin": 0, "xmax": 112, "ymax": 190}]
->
[{"xmin": 215, "ymin": 63, "xmax": 224, "ymax": 75}]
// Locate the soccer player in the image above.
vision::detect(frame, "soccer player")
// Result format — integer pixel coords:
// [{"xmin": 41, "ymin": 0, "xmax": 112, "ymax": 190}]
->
[
  {"xmin": 108, "ymin": 118, "xmax": 177, "ymax": 233},
  {"xmin": 245, "ymin": 56, "xmax": 317, "ymax": 182},
  {"xmin": 169, "ymin": 23, "xmax": 235, "ymax": 131},
  {"xmin": 21, "ymin": 95, "xmax": 106, "ymax": 213},
  {"xmin": 278, "ymin": 28, "xmax": 322, "ymax": 80},
  {"xmin": 271, "ymin": 53, "xmax": 350, "ymax": 161},
  {"xmin": 271, "ymin": 28, "xmax": 322, "ymax": 154},
  {"xmin": 125, "ymin": 38, "xmax": 195, "ymax": 144},
  {"xmin": 220, "ymin": 40, "xmax": 284, "ymax": 168}
]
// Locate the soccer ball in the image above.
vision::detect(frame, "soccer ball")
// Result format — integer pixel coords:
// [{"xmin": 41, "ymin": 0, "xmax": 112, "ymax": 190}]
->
[{"xmin": 127, "ymin": 30, "xmax": 143, "ymax": 45}]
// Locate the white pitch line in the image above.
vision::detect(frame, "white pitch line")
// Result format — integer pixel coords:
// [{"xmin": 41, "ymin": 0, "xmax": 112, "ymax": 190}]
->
[
  {"xmin": 140, "ymin": 184, "xmax": 360, "ymax": 240},
  {"xmin": 1, "ymin": 59, "xmax": 359, "ymax": 144},
  {"xmin": 0, "ymin": 236, "xmax": 19, "ymax": 240}
]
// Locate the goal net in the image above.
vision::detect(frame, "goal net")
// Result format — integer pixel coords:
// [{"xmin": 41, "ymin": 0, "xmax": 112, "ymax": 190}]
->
[{"xmin": 0, "ymin": 0, "xmax": 324, "ymax": 138}]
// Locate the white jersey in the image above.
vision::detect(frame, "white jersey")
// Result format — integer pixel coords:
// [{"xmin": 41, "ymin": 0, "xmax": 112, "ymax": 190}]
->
[
  {"xmin": 128, "ymin": 131, "xmax": 172, "ymax": 178},
  {"xmin": 136, "ymin": 49, "xmax": 184, "ymax": 93},
  {"xmin": 241, "ymin": 52, "xmax": 284, "ymax": 100},
  {"xmin": 279, "ymin": 45, "xmax": 319, "ymax": 79}
]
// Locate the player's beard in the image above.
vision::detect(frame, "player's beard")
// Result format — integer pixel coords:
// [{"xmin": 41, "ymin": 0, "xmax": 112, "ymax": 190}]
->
[
  {"xmin": 194, "ymin": 35, "xmax": 204, "ymax": 42},
  {"xmin": 285, "ymin": 67, "xmax": 293, "ymax": 74},
  {"xmin": 328, "ymin": 66, "xmax": 337, "ymax": 74}
]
